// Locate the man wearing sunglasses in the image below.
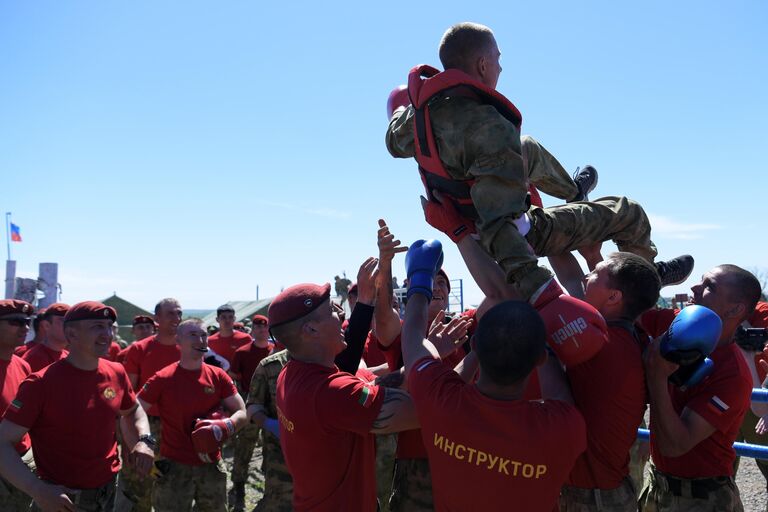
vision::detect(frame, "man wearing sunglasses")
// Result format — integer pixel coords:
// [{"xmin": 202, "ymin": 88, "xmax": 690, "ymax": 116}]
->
[{"xmin": 0, "ymin": 300, "xmax": 35, "ymax": 511}]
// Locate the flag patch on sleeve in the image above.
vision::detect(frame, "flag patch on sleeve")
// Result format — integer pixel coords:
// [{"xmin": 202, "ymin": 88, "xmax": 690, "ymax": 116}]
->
[
  {"xmin": 708, "ymin": 395, "xmax": 729, "ymax": 415},
  {"xmin": 8, "ymin": 399, "xmax": 22, "ymax": 412},
  {"xmin": 358, "ymin": 385, "xmax": 375, "ymax": 408},
  {"xmin": 416, "ymin": 359, "xmax": 438, "ymax": 372}
]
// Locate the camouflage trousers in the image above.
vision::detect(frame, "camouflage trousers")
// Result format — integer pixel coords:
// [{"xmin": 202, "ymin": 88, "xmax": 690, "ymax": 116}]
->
[
  {"xmin": 495, "ymin": 195, "xmax": 657, "ymax": 300},
  {"xmin": 559, "ymin": 477, "xmax": 637, "ymax": 511},
  {"xmin": 254, "ymin": 438, "xmax": 293, "ymax": 512},
  {"xmin": 0, "ymin": 448, "xmax": 35, "ymax": 512},
  {"xmin": 639, "ymin": 466, "xmax": 743, "ymax": 511},
  {"xmin": 114, "ymin": 415, "xmax": 163, "ymax": 512},
  {"xmin": 521, "ymin": 135, "xmax": 578, "ymax": 201},
  {"xmin": 231, "ymin": 423, "xmax": 260, "ymax": 483},
  {"xmin": 628, "ymin": 419, "xmax": 650, "ymax": 498},
  {"xmin": 153, "ymin": 459, "xmax": 227, "ymax": 512},
  {"xmin": 375, "ymin": 434, "xmax": 397, "ymax": 512},
  {"xmin": 31, "ymin": 476, "xmax": 116, "ymax": 512},
  {"xmin": 389, "ymin": 458, "xmax": 433, "ymax": 512}
]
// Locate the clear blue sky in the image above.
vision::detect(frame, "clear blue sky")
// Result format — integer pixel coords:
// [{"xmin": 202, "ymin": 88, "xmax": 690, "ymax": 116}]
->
[{"xmin": 2, "ymin": 1, "xmax": 766, "ymax": 311}]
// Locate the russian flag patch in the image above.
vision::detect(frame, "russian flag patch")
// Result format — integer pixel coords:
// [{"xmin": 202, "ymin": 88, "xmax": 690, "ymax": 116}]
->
[
  {"xmin": 708, "ymin": 395, "xmax": 729, "ymax": 415},
  {"xmin": 416, "ymin": 360, "xmax": 437, "ymax": 372}
]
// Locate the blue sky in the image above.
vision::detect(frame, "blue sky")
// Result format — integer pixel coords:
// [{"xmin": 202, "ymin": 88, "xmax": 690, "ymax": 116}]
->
[{"xmin": 2, "ymin": 1, "xmax": 766, "ymax": 311}]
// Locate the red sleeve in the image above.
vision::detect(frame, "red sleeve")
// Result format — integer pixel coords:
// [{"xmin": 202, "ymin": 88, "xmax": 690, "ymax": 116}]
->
[
  {"xmin": 686, "ymin": 366, "xmax": 752, "ymax": 433},
  {"xmin": 3, "ymin": 374, "xmax": 44, "ymax": 429},
  {"xmin": 316, "ymin": 373, "xmax": 385, "ymax": 435},
  {"xmin": 216, "ymin": 368, "xmax": 238, "ymax": 400},
  {"xmin": 118, "ymin": 366, "xmax": 137, "ymax": 411},
  {"xmin": 137, "ymin": 372, "xmax": 163, "ymax": 405},
  {"xmin": 230, "ymin": 351, "xmax": 243, "ymax": 379},
  {"xmin": 122, "ymin": 344, "xmax": 142, "ymax": 375}
]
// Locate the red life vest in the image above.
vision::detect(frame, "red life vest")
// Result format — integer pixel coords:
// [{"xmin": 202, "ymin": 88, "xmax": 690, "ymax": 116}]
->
[{"xmin": 407, "ymin": 64, "xmax": 531, "ymax": 219}]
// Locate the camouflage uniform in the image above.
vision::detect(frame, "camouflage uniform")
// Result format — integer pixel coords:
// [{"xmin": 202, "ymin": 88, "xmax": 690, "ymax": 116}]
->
[
  {"xmin": 639, "ymin": 466, "xmax": 743, "ymax": 512},
  {"xmin": 152, "ymin": 459, "xmax": 227, "ymax": 512},
  {"xmin": 31, "ymin": 476, "xmax": 116, "ymax": 512},
  {"xmin": 231, "ymin": 421, "xmax": 261, "ymax": 484},
  {"xmin": 387, "ymin": 98, "xmax": 657, "ymax": 300},
  {"xmin": 114, "ymin": 415, "xmax": 163, "ymax": 512},
  {"xmin": 628, "ymin": 418, "xmax": 650, "ymax": 498},
  {"xmin": 247, "ymin": 350, "xmax": 293, "ymax": 512},
  {"xmin": 559, "ymin": 478, "xmax": 637, "ymax": 511},
  {"xmin": 375, "ymin": 434, "xmax": 397, "ymax": 512},
  {"xmin": 0, "ymin": 448, "xmax": 34, "ymax": 511},
  {"xmin": 389, "ymin": 458, "xmax": 433, "ymax": 512},
  {"xmin": 521, "ymin": 135, "xmax": 579, "ymax": 201}
]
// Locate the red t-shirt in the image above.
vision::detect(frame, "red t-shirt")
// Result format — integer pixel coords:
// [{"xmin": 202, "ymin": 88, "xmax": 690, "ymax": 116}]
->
[
  {"xmin": 0, "ymin": 355, "xmax": 32, "ymax": 454},
  {"xmin": 138, "ymin": 362, "xmax": 237, "ymax": 466},
  {"xmin": 22, "ymin": 343, "xmax": 68, "ymax": 373},
  {"xmin": 639, "ymin": 308, "xmax": 678, "ymax": 338},
  {"xmin": 208, "ymin": 331, "xmax": 252, "ymax": 366},
  {"xmin": 4, "ymin": 359, "xmax": 135, "ymax": 489},
  {"xmin": 105, "ymin": 342, "xmax": 121, "ymax": 362},
  {"xmin": 362, "ymin": 331, "xmax": 388, "ymax": 368},
  {"xmin": 121, "ymin": 335, "xmax": 180, "ymax": 415},
  {"xmin": 276, "ymin": 360, "xmax": 385, "ymax": 512},
  {"xmin": 231, "ymin": 342, "xmax": 273, "ymax": 391},
  {"xmin": 651, "ymin": 343, "xmax": 752, "ymax": 478},
  {"xmin": 409, "ymin": 356, "xmax": 586, "ymax": 512},
  {"xmin": 14, "ymin": 341, "xmax": 38, "ymax": 358},
  {"xmin": 566, "ymin": 325, "xmax": 648, "ymax": 488},
  {"xmin": 379, "ymin": 329, "xmax": 467, "ymax": 459}
]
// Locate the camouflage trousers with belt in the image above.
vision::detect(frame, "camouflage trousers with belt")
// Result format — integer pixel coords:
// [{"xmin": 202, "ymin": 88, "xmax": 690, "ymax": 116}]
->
[
  {"xmin": 638, "ymin": 465, "xmax": 743, "ymax": 512},
  {"xmin": 31, "ymin": 475, "xmax": 116, "ymax": 512}
]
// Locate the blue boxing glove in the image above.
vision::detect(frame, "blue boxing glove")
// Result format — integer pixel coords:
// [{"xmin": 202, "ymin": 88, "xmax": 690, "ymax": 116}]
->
[
  {"xmin": 405, "ymin": 239, "xmax": 444, "ymax": 300},
  {"xmin": 263, "ymin": 417, "xmax": 280, "ymax": 439},
  {"xmin": 660, "ymin": 305, "xmax": 722, "ymax": 389}
]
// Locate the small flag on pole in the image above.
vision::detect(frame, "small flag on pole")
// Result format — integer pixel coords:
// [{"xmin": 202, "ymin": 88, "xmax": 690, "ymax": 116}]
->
[{"xmin": 10, "ymin": 223, "xmax": 22, "ymax": 242}]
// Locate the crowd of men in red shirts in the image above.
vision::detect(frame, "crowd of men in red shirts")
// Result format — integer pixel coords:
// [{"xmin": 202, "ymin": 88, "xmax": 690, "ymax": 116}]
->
[{"xmin": 0, "ymin": 20, "xmax": 766, "ymax": 512}]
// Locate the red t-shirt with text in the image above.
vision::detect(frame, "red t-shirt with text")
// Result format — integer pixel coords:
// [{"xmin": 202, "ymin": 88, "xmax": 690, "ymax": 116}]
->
[
  {"xmin": 0, "ymin": 355, "xmax": 32, "ymax": 454},
  {"xmin": 566, "ymin": 325, "xmax": 648, "ymax": 488},
  {"xmin": 4, "ymin": 359, "xmax": 135, "ymax": 488},
  {"xmin": 22, "ymin": 343, "xmax": 68, "ymax": 373},
  {"xmin": 208, "ymin": 331, "xmax": 252, "ymax": 366},
  {"xmin": 651, "ymin": 343, "xmax": 752, "ymax": 477},
  {"xmin": 138, "ymin": 362, "xmax": 237, "ymax": 466},
  {"xmin": 410, "ymin": 356, "xmax": 586, "ymax": 511},
  {"xmin": 276, "ymin": 360, "xmax": 384, "ymax": 512}
]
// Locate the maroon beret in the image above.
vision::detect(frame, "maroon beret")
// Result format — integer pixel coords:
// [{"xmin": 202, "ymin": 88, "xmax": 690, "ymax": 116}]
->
[
  {"xmin": 133, "ymin": 315, "xmax": 154, "ymax": 326},
  {"xmin": 0, "ymin": 300, "xmax": 35, "ymax": 321},
  {"xmin": 268, "ymin": 283, "xmax": 331, "ymax": 328},
  {"xmin": 64, "ymin": 301, "xmax": 117, "ymax": 323},
  {"xmin": 251, "ymin": 314, "xmax": 269, "ymax": 326},
  {"xmin": 45, "ymin": 303, "xmax": 71, "ymax": 317},
  {"xmin": 436, "ymin": 269, "xmax": 451, "ymax": 293},
  {"xmin": 348, "ymin": 283, "xmax": 358, "ymax": 295}
]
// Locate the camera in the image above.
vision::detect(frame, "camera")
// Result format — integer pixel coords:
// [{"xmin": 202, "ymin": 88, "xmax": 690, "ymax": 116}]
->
[{"xmin": 735, "ymin": 326, "xmax": 768, "ymax": 352}]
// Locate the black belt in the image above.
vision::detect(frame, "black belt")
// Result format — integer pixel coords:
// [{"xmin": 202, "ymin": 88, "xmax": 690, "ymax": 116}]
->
[{"xmin": 654, "ymin": 469, "xmax": 730, "ymax": 500}]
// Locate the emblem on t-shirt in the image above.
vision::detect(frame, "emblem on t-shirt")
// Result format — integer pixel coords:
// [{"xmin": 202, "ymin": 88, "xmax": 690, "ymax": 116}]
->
[
  {"xmin": 204, "ymin": 386, "xmax": 215, "ymax": 395},
  {"xmin": 9, "ymin": 399, "xmax": 22, "ymax": 412},
  {"xmin": 103, "ymin": 387, "xmax": 117, "ymax": 400},
  {"xmin": 708, "ymin": 395, "xmax": 729, "ymax": 415}
]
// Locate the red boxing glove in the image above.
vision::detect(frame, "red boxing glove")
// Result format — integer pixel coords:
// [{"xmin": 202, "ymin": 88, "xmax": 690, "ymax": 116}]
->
[
  {"xmin": 421, "ymin": 195, "xmax": 476, "ymax": 243},
  {"xmin": 532, "ymin": 280, "xmax": 608, "ymax": 366},
  {"xmin": 387, "ymin": 85, "xmax": 409, "ymax": 120},
  {"xmin": 191, "ymin": 417, "xmax": 235, "ymax": 454}
]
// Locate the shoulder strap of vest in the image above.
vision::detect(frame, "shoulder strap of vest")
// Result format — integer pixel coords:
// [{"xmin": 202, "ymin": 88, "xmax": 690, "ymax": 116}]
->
[{"xmin": 407, "ymin": 64, "xmax": 523, "ymax": 129}]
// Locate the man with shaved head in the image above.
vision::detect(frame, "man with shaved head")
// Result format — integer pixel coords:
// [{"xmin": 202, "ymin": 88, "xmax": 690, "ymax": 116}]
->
[
  {"xmin": 387, "ymin": 22, "xmax": 691, "ymax": 304},
  {"xmin": 641, "ymin": 265, "xmax": 761, "ymax": 511}
]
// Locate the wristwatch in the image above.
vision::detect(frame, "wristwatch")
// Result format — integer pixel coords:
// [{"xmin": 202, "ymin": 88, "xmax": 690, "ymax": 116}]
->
[{"xmin": 137, "ymin": 434, "xmax": 157, "ymax": 449}]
